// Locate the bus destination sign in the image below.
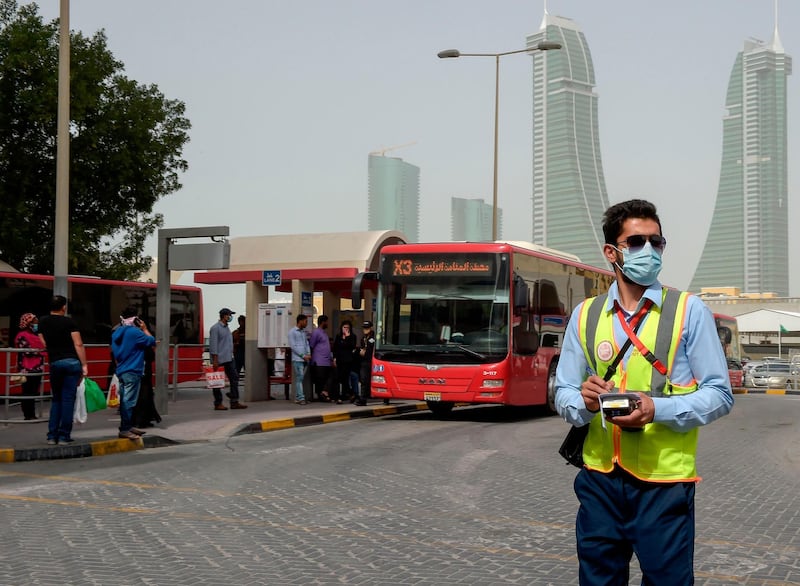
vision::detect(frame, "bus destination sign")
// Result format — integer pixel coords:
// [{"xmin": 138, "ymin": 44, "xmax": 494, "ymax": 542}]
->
[{"xmin": 390, "ymin": 257, "xmax": 493, "ymax": 277}]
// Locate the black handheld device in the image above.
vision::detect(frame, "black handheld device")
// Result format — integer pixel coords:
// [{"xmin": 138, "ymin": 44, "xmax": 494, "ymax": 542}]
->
[{"xmin": 599, "ymin": 393, "xmax": 639, "ymax": 418}]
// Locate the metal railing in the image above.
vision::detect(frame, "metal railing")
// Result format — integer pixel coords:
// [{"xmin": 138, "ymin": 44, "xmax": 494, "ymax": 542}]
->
[
  {"xmin": 170, "ymin": 343, "xmax": 208, "ymax": 401},
  {"xmin": 1, "ymin": 347, "xmax": 49, "ymax": 423},
  {"xmin": 1, "ymin": 343, "xmax": 207, "ymax": 423}
]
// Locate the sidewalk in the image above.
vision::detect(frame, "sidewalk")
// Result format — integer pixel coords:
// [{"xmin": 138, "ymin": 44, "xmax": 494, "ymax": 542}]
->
[{"xmin": 0, "ymin": 383, "xmax": 427, "ymax": 462}]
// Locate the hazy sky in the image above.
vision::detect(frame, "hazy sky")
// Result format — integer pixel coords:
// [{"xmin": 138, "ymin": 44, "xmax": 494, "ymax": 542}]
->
[{"xmin": 33, "ymin": 0, "xmax": 800, "ymax": 326}]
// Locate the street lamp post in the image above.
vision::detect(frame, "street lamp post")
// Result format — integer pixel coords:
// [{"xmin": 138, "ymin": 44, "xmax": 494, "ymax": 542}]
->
[
  {"xmin": 54, "ymin": 0, "xmax": 70, "ymax": 297},
  {"xmin": 438, "ymin": 41, "xmax": 562, "ymax": 241}
]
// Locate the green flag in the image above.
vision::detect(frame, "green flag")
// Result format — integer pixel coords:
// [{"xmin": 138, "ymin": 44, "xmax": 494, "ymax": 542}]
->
[{"xmin": 780, "ymin": 325, "xmax": 788, "ymax": 333}]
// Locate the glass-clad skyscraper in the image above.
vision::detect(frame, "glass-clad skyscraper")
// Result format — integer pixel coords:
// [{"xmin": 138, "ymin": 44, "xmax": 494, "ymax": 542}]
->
[
  {"xmin": 368, "ymin": 154, "xmax": 420, "ymax": 242},
  {"xmin": 690, "ymin": 25, "xmax": 791, "ymax": 295},
  {"xmin": 527, "ymin": 10, "xmax": 609, "ymax": 269},
  {"xmin": 451, "ymin": 197, "xmax": 502, "ymax": 241}
]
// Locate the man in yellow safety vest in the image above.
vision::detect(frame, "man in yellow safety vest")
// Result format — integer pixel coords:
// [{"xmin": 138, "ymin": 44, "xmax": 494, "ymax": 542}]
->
[{"xmin": 555, "ymin": 199, "xmax": 734, "ymax": 585}]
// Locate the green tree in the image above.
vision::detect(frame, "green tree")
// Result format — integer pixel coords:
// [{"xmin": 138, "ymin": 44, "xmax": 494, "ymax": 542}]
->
[{"xmin": 0, "ymin": 0, "xmax": 190, "ymax": 280}]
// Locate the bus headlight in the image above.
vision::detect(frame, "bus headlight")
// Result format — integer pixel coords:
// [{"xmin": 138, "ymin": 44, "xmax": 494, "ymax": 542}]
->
[
  {"xmin": 372, "ymin": 375, "xmax": 386, "ymax": 384},
  {"xmin": 481, "ymin": 379, "xmax": 504, "ymax": 388}
]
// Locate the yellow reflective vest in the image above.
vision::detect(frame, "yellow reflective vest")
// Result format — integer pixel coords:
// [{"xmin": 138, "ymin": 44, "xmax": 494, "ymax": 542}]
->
[{"xmin": 577, "ymin": 288, "xmax": 699, "ymax": 482}]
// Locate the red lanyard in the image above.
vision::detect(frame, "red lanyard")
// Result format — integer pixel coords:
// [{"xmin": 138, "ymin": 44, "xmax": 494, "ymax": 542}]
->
[{"xmin": 614, "ymin": 298, "xmax": 667, "ymax": 376}]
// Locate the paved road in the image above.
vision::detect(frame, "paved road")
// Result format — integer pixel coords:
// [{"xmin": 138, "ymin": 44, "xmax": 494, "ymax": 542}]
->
[{"xmin": 0, "ymin": 394, "xmax": 798, "ymax": 585}]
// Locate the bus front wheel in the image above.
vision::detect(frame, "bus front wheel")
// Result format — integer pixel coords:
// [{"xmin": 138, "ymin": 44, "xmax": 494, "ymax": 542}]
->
[
  {"xmin": 546, "ymin": 361, "xmax": 559, "ymax": 414},
  {"xmin": 426, "ymin": 400, "xmax": 455, "ymax": 418}
]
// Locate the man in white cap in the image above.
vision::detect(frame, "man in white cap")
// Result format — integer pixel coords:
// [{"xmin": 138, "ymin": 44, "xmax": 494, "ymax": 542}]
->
[{"xmin": 209, "ymin": 307, "xmax": 248, "ymax": 410}]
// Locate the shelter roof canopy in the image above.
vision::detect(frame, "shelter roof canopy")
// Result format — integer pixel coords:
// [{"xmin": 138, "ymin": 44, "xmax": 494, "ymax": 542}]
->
[
  {"xmin": 735, "ymin": 309, "xmax": 800, "ymax": 333},
  {"xmin": 194, "ymin": 230, "xmax": 407, "ymax": 286}
]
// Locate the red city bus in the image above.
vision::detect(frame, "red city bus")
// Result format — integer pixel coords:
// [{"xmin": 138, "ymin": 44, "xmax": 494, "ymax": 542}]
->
[
  {"xmin": 714, "ymin": 313, "xmax": 744, "ymax": 389},
  {"xmin": 0, "ymin": 271, "xmax": 204, "ymax": 392},
  {"xmin": 352, "ymin": 241, "xmax": 614, "ymax": 417}
]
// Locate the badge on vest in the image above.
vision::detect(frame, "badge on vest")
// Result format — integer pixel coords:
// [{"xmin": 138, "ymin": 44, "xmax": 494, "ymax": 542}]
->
[{"xmin": 596, "ymin": 340, "xmax": 614, "ymax": 362}]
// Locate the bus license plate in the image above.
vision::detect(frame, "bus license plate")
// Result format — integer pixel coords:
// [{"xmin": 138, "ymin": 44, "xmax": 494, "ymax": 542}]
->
[{"xmin": 424, "ymin": 392, "xmax": 441, "ymax": 402}]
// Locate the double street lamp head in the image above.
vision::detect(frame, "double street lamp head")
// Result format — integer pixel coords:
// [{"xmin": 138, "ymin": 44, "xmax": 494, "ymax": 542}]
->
[
  {"xmin": 535, "ymin": 41, "xmax": 563, "ymax": 52},
  {"xmin": 437, "ymin": 41, "xmax": 562, "ymax": 59},
  {"xmin": 436, "ymin": 40, "xmax": 562, "ymax": 241}
]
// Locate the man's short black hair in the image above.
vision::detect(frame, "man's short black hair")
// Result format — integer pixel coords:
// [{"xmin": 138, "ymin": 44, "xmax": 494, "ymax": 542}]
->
[
  {"xmin": 602, "ymin": 199, "xmax": 662, "ymax": 244},
  {"xmin": 50, "ymin": 295, "xmax": 67, "ymax": 311},
  {"xmin": 297, "ymin": 313, "xmax": 308, "ymax": 324},
  {"xmin": 317, "ymin": 315, "xmax": 328, "ymax": 325},
  {"xmin": 121, "ymin": 306, "xmax": 138, "ymax": 319}
]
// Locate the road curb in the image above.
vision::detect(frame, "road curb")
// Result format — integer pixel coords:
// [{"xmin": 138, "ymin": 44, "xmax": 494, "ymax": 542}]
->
[
  {"xmin": 235, "ymin": 402, "xmax": 429, "ymax": 436},
  {"xmin": 0, "ymin": 435, "xmax": 179, "ymax": 463},
  {"xmin": 0, "ymin": 403, "xmax": 429, "ymax": 463},
  {"xmin": 734, "ymin": 388, "xmax": 800, "ymax": 396}
]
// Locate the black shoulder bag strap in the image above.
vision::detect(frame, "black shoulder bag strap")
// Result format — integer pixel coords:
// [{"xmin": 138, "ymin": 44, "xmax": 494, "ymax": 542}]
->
[{"xmin": 558, "ymin": 298, "xmax": 652, "ymax": 468}]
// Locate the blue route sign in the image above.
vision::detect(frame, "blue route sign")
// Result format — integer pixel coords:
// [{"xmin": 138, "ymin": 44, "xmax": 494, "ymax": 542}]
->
[{"xmin": 262, "ymin": 270, "xmax": 282, "ymax": 286}]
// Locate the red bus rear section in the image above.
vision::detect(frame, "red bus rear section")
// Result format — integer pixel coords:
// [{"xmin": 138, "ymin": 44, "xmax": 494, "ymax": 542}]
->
[
  {"xmin": 353, "ymin": 241, "xmax": 613, "ymax": 416},
  {"xmin": 1, "ymin": 272, "xmax": 204, "ymax": 395},
  {"xmin": 713, "ymin": 313, "xmax": 744, "ymax": 390}
]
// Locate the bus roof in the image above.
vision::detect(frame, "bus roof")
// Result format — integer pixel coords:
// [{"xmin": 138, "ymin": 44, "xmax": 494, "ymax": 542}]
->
[
  {"xmin": 0, "ymin": 271, "xmax": 201, "ymax": 292},
  {"xmin": 713, "ymin": 313, "xmax": 738, "ymax": 321}
]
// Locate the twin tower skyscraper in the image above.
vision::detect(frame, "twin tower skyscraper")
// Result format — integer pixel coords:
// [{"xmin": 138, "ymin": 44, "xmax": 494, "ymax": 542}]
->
[
  {"xmin": 531, "ymin": 6, "xmax": 791, "ymax": 295},
  {"xmin": 368, "ymin": 5, "xmax": 790, "ymax": 295}
]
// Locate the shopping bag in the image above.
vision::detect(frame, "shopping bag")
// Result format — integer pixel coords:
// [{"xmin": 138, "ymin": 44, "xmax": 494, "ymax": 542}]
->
[
  {"xmin": 74, "ymin": 379, "xmax": 88, "ymax": 424},
  {"xmin": 83, "ymin": 378, "xmax": 107, "ymax": 413},
  {"xmin": 107, "ymin": 374, "xmax": 121, "ymax": 408},
  {"xmin": 204, "ymin": 366, "xmax": 226, "ymax": 389}
]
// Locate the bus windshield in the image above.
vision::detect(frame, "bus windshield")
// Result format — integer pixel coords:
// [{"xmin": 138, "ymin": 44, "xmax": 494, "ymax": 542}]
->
[{"xmin": 377, "ymin": 252, "xmax": 510, "ymax": 363}]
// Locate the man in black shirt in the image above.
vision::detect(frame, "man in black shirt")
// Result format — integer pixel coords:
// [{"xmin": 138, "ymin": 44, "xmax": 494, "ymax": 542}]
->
[{"xmin": 38, "ymin": 296, "xmax": 88, "ymax": 445}]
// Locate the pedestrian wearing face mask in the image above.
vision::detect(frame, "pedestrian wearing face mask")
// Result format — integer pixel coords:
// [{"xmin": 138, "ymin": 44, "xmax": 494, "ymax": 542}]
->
[
  {"xmin": 14, "ymin": 313, "xmax": 45, "ymax": 420},
  {"xmin": 554, "ymin": 199, "xmax": 733, "ymax": 585},
  {"xmin": 208, "ymin": 308, "xmax": 247, "ymax": 411}
]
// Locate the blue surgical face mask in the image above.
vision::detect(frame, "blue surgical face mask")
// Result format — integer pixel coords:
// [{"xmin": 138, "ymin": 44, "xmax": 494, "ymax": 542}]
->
[
  {"xmin": 613, "ymin": 241, "xmax": 662, "ymax": 286},
  {"xmin": 31, "ymin": 324, "xmax": 39, "ymax": 333}
]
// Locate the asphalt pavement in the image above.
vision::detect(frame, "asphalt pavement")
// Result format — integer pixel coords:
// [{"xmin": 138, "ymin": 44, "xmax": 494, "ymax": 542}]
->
[
  {"xmin": 3, "ymin": 380, "xmax": 794, "ymax": 463},
  {"xmin": 0, "ymin": 381, "xmax": 426, "ymax": 462}
]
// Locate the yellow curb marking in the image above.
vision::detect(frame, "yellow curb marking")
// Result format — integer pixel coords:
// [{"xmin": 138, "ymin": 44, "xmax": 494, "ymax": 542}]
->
[
  {"xmin": 322, "ymin": 412, "xmax": 351, "ymax": 423},
  {"xmin": 260, "ymin": 418, "xmax": 295, "ymax": 432},
  {"xmin": 371, "ymin": 406, "xmax": 398, "ymax": 416},
  {"xmin": 0, "ymin": 449, "xmax": 14, "ymax": 463},
  {"xmin": 765, "ymin": 389, "xmax": 787, "ymax": 395},
  {"xmin": 90, "ymin": 438, "xmax": 144, "ymax": 457}
]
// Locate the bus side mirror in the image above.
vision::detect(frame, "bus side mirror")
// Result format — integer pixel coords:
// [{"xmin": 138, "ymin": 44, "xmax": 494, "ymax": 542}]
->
[
  {"xmin": 718, "ymin": 326, "xmax": 732, "ymax": 345},
  {"xmin": 351, "ymin": 271, "xmax": 380, "ymax": 310},
  {"xmin": 513, "ymin": 275, "xmax": 528, "ymax": 309}
]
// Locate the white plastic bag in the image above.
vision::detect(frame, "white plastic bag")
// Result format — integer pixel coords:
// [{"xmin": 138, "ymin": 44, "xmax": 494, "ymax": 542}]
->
[
  {"xmin": 107, "ymin": 374, "xmax": 120, "ymax": 407},
  {"xmin": 73, "ymin": 379, "xmax": 88, "ymax": 424},
  {"xmin": 204, "ymin": 367, "xmax": 226, "ymax": 389}
]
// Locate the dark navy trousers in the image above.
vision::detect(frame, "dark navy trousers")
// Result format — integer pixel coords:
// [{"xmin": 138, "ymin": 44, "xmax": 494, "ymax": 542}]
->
[{"xmin": 574, "ymin": 466, "xmax": 696, "ymax": 585}]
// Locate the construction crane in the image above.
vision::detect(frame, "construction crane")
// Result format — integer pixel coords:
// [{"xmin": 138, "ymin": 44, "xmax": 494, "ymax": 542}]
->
[{"xmin": 369, "ymin": 141, "xmax": 417, "ymax": 156}]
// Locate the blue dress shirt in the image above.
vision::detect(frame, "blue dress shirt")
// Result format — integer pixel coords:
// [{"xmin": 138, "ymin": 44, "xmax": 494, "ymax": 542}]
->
[{"xmin": 288, "ymin": 326, "xmax": 310, "ymax": 363}]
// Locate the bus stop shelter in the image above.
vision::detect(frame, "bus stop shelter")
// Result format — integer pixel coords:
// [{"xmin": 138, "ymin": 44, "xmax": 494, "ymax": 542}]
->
[{"xmin": 194, "ymin": 230, "xmax": 407, "ymax": 401}]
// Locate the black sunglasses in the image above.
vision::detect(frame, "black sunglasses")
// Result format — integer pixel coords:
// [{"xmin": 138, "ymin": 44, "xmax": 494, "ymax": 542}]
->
[{"xmin": 615, "ymin": 234, "xmax": 667, "ymax": 253}]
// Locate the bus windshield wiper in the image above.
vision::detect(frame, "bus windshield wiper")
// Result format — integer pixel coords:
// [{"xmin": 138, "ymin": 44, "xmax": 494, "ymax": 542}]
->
[{"xmin": 443, "ymin": 343, "xmax": 486, "ymax": 360}]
